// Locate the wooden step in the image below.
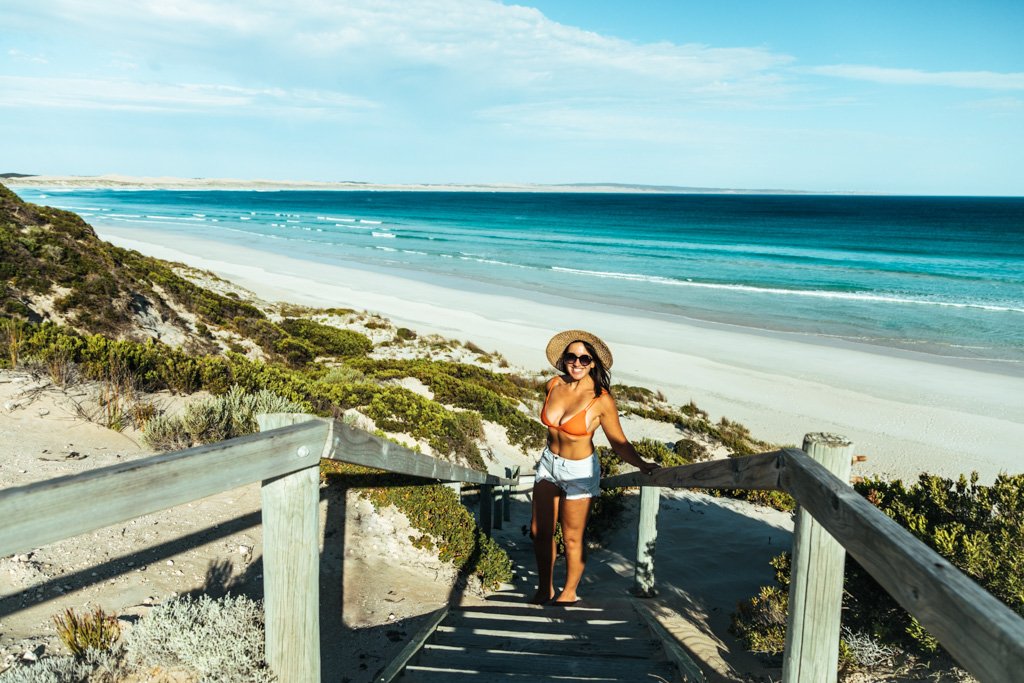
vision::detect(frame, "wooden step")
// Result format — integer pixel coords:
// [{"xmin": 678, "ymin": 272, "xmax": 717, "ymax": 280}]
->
[
  {"xmin": 429, "ymin": 629, "xmax": 662, "ymax": 658},
  {"xmin": 403, "ymin": 647, "xmax": 677, "ymax": 680}
]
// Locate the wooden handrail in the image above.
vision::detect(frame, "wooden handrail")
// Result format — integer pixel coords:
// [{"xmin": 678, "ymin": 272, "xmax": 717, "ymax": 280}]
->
[
  {"xmin": 601, "ymin": 449, "xmax": 785, "ymax": 490},
  {"xmin": 601, "ymin": 438, "xmax": 1024, "ymax": 683},
  {"xmin": 323, "ymin": 418, "xmax": 517, "ymax": 486},
  {"xmin": 0, "ymin": 420, "xmax": 329, "ymax": 559},
  {"xmin": 778, "ymin": 447, "xmax": 1024, "ymax": 683},
  {"xmin": 0, "ymin": 413, "xmax": 520, "ymax": 683}
]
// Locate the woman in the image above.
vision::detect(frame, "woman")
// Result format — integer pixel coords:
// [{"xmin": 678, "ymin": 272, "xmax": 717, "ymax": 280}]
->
[{"xmin": 531, "ymin": 330, "xmax": 659, "ymax": 605}]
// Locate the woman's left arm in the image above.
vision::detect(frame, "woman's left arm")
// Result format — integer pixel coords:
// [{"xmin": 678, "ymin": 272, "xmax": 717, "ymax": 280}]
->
[{"xmin": 598, "ymin": 394, "xmax": 659, "ymax": 475}]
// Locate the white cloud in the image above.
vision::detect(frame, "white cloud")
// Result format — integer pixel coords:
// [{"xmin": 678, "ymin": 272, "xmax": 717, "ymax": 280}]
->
[
  {"xmin": 19, "ymin": 0, "xmax": 795, "ymax": 103},
  {"xmin": 7, "ymin": 48, "xmax": 48, "ymax": 64},
  {"xmin": 0, "ymin": 76, "xmax": 378, "ymax": 116},
  {"xmin": 959, "ymin": 97, "xmax": 1024, "ymax": 113},
  {"xmin": 808, "ymin": 64, "xmax": 1024, "ymax": 91}
]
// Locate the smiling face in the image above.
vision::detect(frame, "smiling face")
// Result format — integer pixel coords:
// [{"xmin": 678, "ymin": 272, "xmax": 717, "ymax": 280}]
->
[{"xmin": 563, "ymin": 341, "xmax": 592, "ymax": 381}]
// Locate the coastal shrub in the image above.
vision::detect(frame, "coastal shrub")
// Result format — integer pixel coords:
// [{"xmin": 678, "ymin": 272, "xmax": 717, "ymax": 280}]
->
[
  {"xmin": 732, "ymin": 472, "xmax": 1024, "ymax": 659},
  {"xmin": 610, "ymin": 384, "xmax": 658, "ymax": 405},
  {"xmin": 348, "ymin": 357, "xmax": 545, "ymax": 450},
  {"xmin": 320, "ymin": 363, "xmax": 366, "ymax": 385},
  {"xmin": 1, "ymin": 317, "xmax": 25, "ymax": 367},
  {"xmin": 143, "ymin": 385, "xmax": 308, "ymax": 450},
  {"xmin": 278, "ymin": 317, "xmax": 372, "ymax": 357},
  {"xmin": 274, "ymin": 335, "xmax": 316, "ymax": 367},
  {"xmin": 674, "ymin": 438, "xmax": 710, "ymax": 463},
  {"xmin": 53, "ymin": 606, "xmax": 121, "ymax": 658},
  {"xmin": 321, "ymin": 460, "xmax": 513, "ymax": 588},
  {"xmin": 843, "ymin": 472, "xmax": 1024, "ymax": 650},
  {"xmin": 0, "ymin": 650, "xmax": 118, "ymax": 683},
  {"xmin": 364, "ymin": 385, "xmax": 485, "ymax": 468},
  {"xmin": 124, "ymin": 594, "xmax": 273, "ymax": 682}
]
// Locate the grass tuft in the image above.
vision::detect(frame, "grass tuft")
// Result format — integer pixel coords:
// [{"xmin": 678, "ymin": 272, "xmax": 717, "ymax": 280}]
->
[{"xmin": 53, "ymin": 606, "xmax": 121, "ymax": 658}]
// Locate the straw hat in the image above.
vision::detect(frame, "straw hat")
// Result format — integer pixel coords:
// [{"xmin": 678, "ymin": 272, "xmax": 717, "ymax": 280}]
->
[{"xmin": 545, "ymin": 330, "xmax": 613, "ymax": 369}]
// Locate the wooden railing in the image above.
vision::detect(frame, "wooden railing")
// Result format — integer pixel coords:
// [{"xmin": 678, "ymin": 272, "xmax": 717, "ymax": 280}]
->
[
  {"xmin": 4, "ymin": 421, "xmax": 1021, "ymax": 683},
  {"xmin": 0, "ymin": 413, "xmax": 515, "ymax": 683},
  {"xmin": 604, "ymin": 433, "xmax": 1024, "ymax": 683}
]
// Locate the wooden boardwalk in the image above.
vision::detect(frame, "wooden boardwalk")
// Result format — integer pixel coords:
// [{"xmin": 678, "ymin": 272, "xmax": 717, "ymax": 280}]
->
[
  {"xmin": 400, "ymin": 598, "xmax": 678, "ymax": 681},
  {"xmin": 389, "ymin": 488, "xmax": 682, "ymax": 682}
]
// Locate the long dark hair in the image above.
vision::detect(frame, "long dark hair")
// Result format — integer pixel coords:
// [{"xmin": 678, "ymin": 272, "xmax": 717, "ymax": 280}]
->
[{"xmin": 555, "ymin": 340, "xmax": 611, "ymax": 398}]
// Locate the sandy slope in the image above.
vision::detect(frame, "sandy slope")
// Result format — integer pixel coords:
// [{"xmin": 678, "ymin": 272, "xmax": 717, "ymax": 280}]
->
[{"xmin": 0, "ymin": 371, "xmax": 465, "ymax": 680}]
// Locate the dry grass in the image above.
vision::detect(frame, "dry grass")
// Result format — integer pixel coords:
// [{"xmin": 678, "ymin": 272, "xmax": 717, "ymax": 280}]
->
[{"xmin": 53, "ymin": 606, "xmax": 121, "ymax": 658}]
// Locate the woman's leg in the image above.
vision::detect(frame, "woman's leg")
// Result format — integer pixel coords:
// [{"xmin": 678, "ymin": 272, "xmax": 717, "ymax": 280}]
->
[
  {"xmin": 530, "ymin": 479, "xmax": 561, "ymax": 604},
  {"xmin": 555, "ymin": 496, "xmax": 593, "ymax": 603}
]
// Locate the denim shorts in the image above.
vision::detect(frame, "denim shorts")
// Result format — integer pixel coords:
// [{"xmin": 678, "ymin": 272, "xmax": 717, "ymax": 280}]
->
[{"xmin": 535, "ymin": 447, "xmax": 601, "ymax": 500}]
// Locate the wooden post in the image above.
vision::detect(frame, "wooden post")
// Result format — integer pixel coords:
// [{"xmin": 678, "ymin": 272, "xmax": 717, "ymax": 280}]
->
[
  {"xmin": 503, "ymin": 466, "xmax": 519, "ymax": 523},
  {"xmin": 257, "ymin": 414, "xmax": 326, "ymax": 683},
  {"xmin": 782, "ymin": 433, "xmax": 853, "ymax": 683},
  {"xmin": 493, "ymin": 492, "xmax": 503, "ymax": 530},
  {"xmin": 480, "ymin": 484, "xmax": 494, "ymax": 537},
  {"xmin": 633, "ymin": 485, "xmax": 660, "ymax": 597}
]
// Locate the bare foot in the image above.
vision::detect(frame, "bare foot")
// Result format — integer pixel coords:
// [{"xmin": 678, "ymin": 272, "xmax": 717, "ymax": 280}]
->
[{"xmin": 551, "ymin": 591, "xmax": 579, "ymax": 605}]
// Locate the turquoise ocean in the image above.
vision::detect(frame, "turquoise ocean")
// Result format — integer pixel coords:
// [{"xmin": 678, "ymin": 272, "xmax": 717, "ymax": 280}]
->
[{"xmin": 15, "ymin": 188, "xmax": 1024, "ymax": 368}]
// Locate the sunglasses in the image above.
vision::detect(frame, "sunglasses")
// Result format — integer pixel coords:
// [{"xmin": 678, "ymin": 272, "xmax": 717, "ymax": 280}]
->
[{"xmin": 563, "ymin": 352, "xmax": 593, "ymax": 367}]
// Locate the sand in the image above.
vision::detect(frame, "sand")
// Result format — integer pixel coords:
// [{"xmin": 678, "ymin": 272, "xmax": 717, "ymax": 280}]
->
[
  {"xmin": 0, "ymin": 372, "xmax": 466, "ymax": 679},
  {"xmin": 95, "ymin": 224, "xmax": 1024, "ymax": 485}
]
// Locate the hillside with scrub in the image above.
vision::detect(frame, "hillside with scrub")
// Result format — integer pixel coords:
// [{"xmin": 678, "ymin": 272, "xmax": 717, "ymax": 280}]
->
[{"xmin": 1, "ymin": 183, "xmax": 1020, "ymax": 682}]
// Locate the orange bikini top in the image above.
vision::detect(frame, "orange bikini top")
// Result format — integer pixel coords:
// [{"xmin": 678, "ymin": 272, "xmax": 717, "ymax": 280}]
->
[{"xmin": 541, "ymin": 381, "xmax": 605, "ymax": 437}]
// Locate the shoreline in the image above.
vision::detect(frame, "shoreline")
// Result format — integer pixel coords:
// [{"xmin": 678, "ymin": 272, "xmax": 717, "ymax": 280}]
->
[
  {"xmin": 4, "ymin": 175, "xmax": 858, "ymax": 195},
  {"xmin": 94, "ymin": 223, "xmax": 1024, "ymax": 485}
]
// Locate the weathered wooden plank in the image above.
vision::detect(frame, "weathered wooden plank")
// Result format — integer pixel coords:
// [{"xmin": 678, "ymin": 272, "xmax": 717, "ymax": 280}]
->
[
  {"xmin": 633, "ymin": 486, "xmax": 660, "ymax": 597},
  {"xmin": 410, "ymin": 647, "xmax": 673, "ymax": 679},
  {"xmin": 0, "ymin": 421, "xmax": 328, "ymax": 558},
  {"xmin": 429, "ymin": 630, "xmax": 661, "ymax": 658},
  {"xmin": 401, "ymin": 669, "xmax": 645, "ymax": 682},
  {"xmin": 602, "ymin": 449, "xmax": 784, "ymax": 490},
  {"xmin": 440, "ymin": 618, "xmax": 639, "ymax": 639},
  {"xmin": 780, "ymin": 447, "xmax": 1024, "ymax": 683},
  {"xmin": 782, "ymin": 434, "xmax": 853, "ymax": 683},
  {"xmin": 631, "ymin": 597, "xmax": 705, "ymax": 683},
  {"xmin": 480, "ymin": 484, "xmax": 493, "ymax": 536},
  {"xmin": 377, "ymin": 606, "xmax": 448, "ymax": 683},
  {"xmin": 257, "ymin": 415, "xmax": 326, "ymax": 683},
  {"xmin": 324, "ymin": 419, "xmax": 516, "ymax": 485}
]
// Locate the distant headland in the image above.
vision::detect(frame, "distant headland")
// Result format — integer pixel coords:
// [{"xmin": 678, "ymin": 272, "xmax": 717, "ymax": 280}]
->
[{"xmin": 1, "ymin": 173, "xmax": 838, "ymax": 194}]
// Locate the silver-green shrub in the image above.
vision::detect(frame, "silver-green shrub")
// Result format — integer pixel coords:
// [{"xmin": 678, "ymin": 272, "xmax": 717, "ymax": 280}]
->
[
  {"xmin": 124, "ymin": 594, "xmax": 274, "ymax": 682},
  {"xmin": 0, "ymin": 650, "xmax": 117, "ymax": 683},
  {"xmin": 143, "ymin": 385, "xmax": 306, "ymax": 451}
]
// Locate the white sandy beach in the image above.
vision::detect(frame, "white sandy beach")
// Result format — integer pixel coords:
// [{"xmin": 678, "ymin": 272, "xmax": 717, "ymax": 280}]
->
[{"xmin": 95, "ymin": 223, "xmax": 1024, "ymax": 485}]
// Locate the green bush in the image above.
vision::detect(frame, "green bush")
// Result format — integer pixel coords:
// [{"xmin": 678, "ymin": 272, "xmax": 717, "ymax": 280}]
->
[
  {"xmin": 673, "ymin": 438, "xmax": 709, "ymax": 463},
  {"xmin": 274, "ymin": 335, "xmax": 317, "ymax": 367},
  {"xmin": 732, "ymin": 472, "xmax": 1024, "ymax": 660},
  {"xmin": 279, "ymin": 317, "xmax": 372, "ymax": 357},
  {"xmin": 348, "ymin": 357, "xmax": 545, "ymax": 451},
  {"xmin": 322, "ymin": 461, "xmax": 512, "ymax": 589}
]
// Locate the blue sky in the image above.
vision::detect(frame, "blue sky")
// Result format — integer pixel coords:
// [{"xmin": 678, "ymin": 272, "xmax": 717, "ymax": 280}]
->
[{"xmin": 1, "ymin": 0, "xmax": 1022, "ymax": 194}]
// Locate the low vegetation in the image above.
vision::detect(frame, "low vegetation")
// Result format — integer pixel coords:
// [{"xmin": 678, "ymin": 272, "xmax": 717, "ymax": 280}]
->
[
  {"xmin": 0, "ymin": 596, "xmax": 273, "ymax": 683},
  {"xmin": 52, "ymin": 607, "xmax": 121, "ymax": 659},
  {"xmin": 321, "ymin": 460, "xmax": 513, "ymax": 589},
  {"xmin": 731, "ymin": 472, "xmax": 1024, "ymax": 675},
  {"xmin": 143, "ymin": 385, "xmax": 308, "ymax": 450}
]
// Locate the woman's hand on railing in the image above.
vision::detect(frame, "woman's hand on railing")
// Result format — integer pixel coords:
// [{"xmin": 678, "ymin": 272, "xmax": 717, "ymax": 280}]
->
[{"xmin": 639, "ymin": 461, "xmax": 660, "ymax": 476}]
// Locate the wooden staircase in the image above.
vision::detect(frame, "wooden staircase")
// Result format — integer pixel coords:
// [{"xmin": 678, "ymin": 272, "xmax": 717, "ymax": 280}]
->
[
  {"xmin": 384, "ymin": 506, "xmax": 683, "ymax": 682},
  {"xmin": 397, "ymin": 595, "xmax": 678, "ymax": 681}
]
